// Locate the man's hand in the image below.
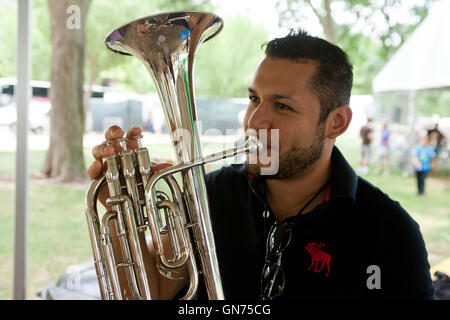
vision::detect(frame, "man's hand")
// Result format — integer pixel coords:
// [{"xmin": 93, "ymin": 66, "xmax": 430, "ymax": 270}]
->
[
  {"xmin": 88, "ymin": 125, "xmax": 141, "ymax": 179},
  {"xmin": 86, "ymin": 125, "xmax": 187, "ymax": 299},
  {"xmin": 87, "ymin": 125, "xmax": 172, "ymax": 208}
]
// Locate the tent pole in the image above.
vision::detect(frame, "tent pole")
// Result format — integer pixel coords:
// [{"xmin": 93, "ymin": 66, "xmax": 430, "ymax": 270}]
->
[
  {"xmin": 404, "ymin": 90, "xmax": 417, "ymax": 176},
  {"xmin": 14, "ymin": 0, "xmax": 32, "ymax": 300},
  {"xmin": 407, "ymin": 90, "xmax": 417, "ymax": 141}
]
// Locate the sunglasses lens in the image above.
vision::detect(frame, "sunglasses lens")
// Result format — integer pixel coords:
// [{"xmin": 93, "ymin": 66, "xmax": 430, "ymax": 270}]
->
[
  {"xmin": 261, "ymin": 263, "xmax": 285, "ymax": 299},
  {"xmin": 269, "ymin": 223, "xmax": 292, "ymax": 253},
  {"xmin": 261, "ymin": 222, "xmax": 292, "ymax": 299}
]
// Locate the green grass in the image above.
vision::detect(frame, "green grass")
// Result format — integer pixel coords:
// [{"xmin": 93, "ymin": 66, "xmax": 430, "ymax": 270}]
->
[
  {"xmin": 0, "ymin": 137, "xmax": 448, "ymax": 299},
  {"xmin": 0, "ymin": 184, "xmax": 92, "ymax": 300},
  {"xmin": 0, "ymin": 151, "xmax": 47, "ymax": 175}
]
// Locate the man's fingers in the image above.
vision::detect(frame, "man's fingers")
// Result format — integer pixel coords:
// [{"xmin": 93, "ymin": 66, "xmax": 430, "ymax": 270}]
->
[
  {"xmin": 126, "ymin": 126, "xmax": 143, "ymax": 151},
  {"xmin": 103, "ymin": 125, "xmax": 143, "ymax": 152},
  {"xmin": 105, "ymin": 125, "xmax": 124, "ymax": 141},
  {"xmin": 105, "ymin": 125, "xmax": 125, "ymax": 153},
  {"xmin": 88, "ymin": 159, "xmax": 103, "ymax": 180},
  {"xmin": 92, "ymin": 142, "xmax": 115, "ymax": 161},
  {"xmin": 90, "ymin": 125, "xmax": 149, "ymax": 181}
]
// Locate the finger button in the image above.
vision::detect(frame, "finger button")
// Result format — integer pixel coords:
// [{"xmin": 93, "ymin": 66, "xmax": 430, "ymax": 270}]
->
[
  {"xmin": 133, "ymin": 134, "xmax": 144, "ymax": 149},
  {"xmin": 117, "ymin": 137, "xmax": 128, "ymax": 151}
]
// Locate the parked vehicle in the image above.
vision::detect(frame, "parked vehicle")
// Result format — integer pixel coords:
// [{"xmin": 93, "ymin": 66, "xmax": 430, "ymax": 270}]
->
[{"xmin": 0, "ymin": 97, "xmax": 51, "ymax": 134}]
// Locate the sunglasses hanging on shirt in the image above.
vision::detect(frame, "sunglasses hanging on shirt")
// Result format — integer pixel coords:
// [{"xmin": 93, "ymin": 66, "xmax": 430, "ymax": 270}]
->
[{"xmin": 260, "ymin": 179, "xmax": 330, "ymax": 300}]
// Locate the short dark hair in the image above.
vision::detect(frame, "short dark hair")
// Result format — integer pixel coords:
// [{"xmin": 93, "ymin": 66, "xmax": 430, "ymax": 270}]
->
[{"xmin": 264, "ymin": 29, "xmax": 353, "ymax": 122}]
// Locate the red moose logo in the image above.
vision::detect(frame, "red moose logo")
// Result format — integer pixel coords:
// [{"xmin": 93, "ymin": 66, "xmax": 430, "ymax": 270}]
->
[{"xmin": 304, "ymin": 242, "xmax": 331, "ymax": 277}]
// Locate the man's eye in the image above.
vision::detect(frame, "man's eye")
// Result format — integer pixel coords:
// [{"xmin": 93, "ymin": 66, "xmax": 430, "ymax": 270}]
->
[
  {"xmin": 249, "ymin": 96, "xmax": 259, "ymax": 104},
  {"xmin": 276, "ymin": 102, "xmax": 292, "ymax": 111}
]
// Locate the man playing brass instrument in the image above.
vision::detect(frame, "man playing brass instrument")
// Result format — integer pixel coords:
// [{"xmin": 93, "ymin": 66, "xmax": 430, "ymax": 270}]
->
[{"xmin": 88, "ymin": 30, "xmax": 435, "ymax": 299}]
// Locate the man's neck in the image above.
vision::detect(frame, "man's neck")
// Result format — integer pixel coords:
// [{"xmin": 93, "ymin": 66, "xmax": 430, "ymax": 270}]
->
[{"xmin": 265, "ymin": 150, "xmax": 332, "ymax": 222}]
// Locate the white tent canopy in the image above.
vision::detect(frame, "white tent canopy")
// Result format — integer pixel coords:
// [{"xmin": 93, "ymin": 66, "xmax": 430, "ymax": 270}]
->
[{"xmin": 373, "ymin": 0, "xmax": 450, "ymax": 93}]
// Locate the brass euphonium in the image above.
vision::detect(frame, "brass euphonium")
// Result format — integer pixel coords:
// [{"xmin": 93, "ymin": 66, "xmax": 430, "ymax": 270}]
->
[{"xmin": 84, "ymin": 11, "xmax": 259, "ymax": 300}]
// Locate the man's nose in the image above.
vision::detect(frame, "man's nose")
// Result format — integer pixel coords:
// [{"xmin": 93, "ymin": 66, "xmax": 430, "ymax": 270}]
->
[{"xmin": 246, "ymin": 101, "xmax": 272, "ymax": 131}]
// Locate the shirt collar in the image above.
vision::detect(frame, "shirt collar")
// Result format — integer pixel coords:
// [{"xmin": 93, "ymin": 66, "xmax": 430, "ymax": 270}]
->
[
  {"xmin": 328, "ymin": 146, "xmax": 357, "ymax": 205},
  {"xmin": 230, "ymin": 145, "xmax": 358, "ymax": 205}
]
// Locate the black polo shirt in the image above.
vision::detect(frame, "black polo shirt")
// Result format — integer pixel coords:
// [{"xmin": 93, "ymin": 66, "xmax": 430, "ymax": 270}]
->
[{"xmin": 199, "ymin": 146, "xmax": 435, "ymax": 300}]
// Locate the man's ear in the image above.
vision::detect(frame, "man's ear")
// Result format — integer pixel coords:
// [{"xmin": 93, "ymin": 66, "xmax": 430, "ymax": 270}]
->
[{"xmin": 325, "ymin": 105, "xmax": 352, "ymax": 139}]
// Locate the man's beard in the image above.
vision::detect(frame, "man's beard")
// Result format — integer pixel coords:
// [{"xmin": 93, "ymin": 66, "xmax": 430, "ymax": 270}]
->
[{"xmin": 245, "ymin": 124, "xmax": 326, "ymax": 179}]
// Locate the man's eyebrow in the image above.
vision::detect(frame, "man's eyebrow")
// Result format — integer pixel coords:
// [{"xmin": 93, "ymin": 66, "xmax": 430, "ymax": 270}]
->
[
  {"xmin": 247, "ymin": 87, "xmax": 257, "ymax": 94},
  {"xmin": 272, "ymin": 93, "xmax": 295, "ymax": 101},
  {"xmin": 248, "ymin": 87, "xmax": 296, "ymax": 103}
]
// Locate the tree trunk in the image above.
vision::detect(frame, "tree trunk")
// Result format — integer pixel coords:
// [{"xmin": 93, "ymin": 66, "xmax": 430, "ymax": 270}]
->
[
  {"xmin": 305, "ymin": 0, "xmax": 336, "ymax": 44},
  {"xmin": 322, "ymin": 0, "xmax": 336, "ymax": 44},
  {"xmin": 43, "ymin": 0, "xmax": 91, "ymax": 182}
]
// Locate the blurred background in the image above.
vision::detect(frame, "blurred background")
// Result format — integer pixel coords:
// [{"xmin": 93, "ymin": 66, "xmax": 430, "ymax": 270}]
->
[{"xmin": 0, "ymin": 0, "xmax": 449, "ymax": 299}]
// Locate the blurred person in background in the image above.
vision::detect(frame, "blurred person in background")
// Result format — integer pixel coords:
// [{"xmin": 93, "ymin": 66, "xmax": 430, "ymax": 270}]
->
[
  {"xmin": 411, "ymin": 132, "xmax": 436, "ymax": 196},
  {"xmin": 427, "ymin": 118, "xmax": 446, "ymax": 172},
  {"xmin": 144, "ymin": 111, "xmax": 155, "ymax": 133},
  {"xmin": 358, "ymin": 117, "xmax": 373, "ymax": 175},
  {"xmin": 376, "ymin": 121, "xmax": 391, "ymax": 175}
]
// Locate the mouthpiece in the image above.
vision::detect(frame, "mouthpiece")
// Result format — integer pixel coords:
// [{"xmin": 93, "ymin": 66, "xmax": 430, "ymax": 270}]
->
[{"xmin": 245, "ymin": 136, "xmax": 261, "ymax": 154}]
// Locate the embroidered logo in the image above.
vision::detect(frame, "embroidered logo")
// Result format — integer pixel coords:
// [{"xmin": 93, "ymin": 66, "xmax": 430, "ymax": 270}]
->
[{"xmin": 304, "ymin": 242, "xmax": 331, "ymax": 277}]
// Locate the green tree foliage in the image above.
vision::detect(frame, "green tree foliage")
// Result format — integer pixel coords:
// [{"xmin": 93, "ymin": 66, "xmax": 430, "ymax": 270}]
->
[
  {"xmin": 275, "ymin": 0, "xmax": 437, "ymax": 94},
  {"xmin": 1, "ymin": 0, "xmax": 441, "ymax": 103},
  {"xmin": 336, "ymin": 25, "xmax": 385, "ymax": 94},
  {"xmin": 84, "ymin": 0, "xmax": 214, "ymax": 89},
  {"xmin": 32, "ymin": 0, "xmax": 52, "ymax": 82},
  {"xmin": 83, "ymin": 0, "xmax": 163, "ymax": 96},
  {"xmin": 0, "ymin": 0, "xmax": 52, "ymax": 81},
  {"xmin": 342, "ymin": 0, "xmax": 437, "ymax": 60},
  {"xmin": 93, "ymin": 7, "xmax": 269, "ymax": 98},
  {"xmin": 0, "ymin": 0, "xmax": 218, "ymax": 90},
  {"xmin": 0, "ymin": 1, "xmax": 16, "ymax": 78},
  {"xmin": 194, "ymin": 14, "xmax": 268, "ymax": 98},
  {"xmin": 83, "ymin": 0, "xmax": 214, "ymax": 94}
]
